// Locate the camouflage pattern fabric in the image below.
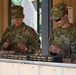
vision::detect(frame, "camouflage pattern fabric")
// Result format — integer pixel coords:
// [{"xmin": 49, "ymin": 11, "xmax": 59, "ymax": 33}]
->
[
  {"xmin": 11, "ymin": 5, "xmax": 24, "ymax": 19},
  {"xmin": 0, "ymin": 22, "xmax": 41, "ymax": 55},
  {"xmin": 49, "ymin": 24, "xmax": 76, "ymax": 59},
  {"xmin": 51, "ymin": 3, "xmax": 68, "ymax": 20}
]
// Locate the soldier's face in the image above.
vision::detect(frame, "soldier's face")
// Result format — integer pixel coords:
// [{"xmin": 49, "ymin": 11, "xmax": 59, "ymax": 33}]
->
[
  {"xmin": 12, "ymin": 17, "xmax": 23, "ymax": 27},
  {"xmin": 54, "ymin": 15, "xmax": 67, "ymax": 27}
]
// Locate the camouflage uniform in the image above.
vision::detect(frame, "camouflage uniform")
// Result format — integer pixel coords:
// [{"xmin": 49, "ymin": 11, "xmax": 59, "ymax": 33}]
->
[
  {"xmin": 49, "ymin": 3, "xmax": 76, "ymax": 59},
  {"xmin": 0, "ymin": 5, "xmax": 41, "ymax": 55},
  {"xmin": 49, "ymin": 25, "xmax": 76, "ymax": 57}
]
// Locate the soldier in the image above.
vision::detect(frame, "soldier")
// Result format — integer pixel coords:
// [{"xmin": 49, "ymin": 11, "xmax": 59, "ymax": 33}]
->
[
  {"xmin": 48, "ymin": 3, "xmax": 76, "ymax": 59},
  {"xmin": 0, "ymin": 5, "xmax": 41, "ymax": 55}
]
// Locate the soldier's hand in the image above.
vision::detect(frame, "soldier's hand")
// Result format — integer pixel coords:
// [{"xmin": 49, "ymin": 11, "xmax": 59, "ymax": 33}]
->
[
  {"xmin": 17, "ymin": 42, "xmax": 28, "ymax": 51},
  {"xmin": 48, "ymin": 44, "xmax": 60, "ymax": 54},
  {"xmin": 3, "ymin": 42, "xmax": 10, "ymax": 48}
]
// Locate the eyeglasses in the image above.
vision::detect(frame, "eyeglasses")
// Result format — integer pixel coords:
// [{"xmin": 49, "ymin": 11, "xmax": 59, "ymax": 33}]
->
[{"xmin": 54, "ymin": 18, "xmax": 61, "ymax": 22}]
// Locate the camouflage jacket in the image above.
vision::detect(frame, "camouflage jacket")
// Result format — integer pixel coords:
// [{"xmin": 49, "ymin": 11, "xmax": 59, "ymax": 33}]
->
[
  {"xmin": 0, "ymin": 22, "xmax": 41, "ymax": 55},
  {"xmin": 49, "ymin": 24, "xmax": 76, "ymax": 59}
]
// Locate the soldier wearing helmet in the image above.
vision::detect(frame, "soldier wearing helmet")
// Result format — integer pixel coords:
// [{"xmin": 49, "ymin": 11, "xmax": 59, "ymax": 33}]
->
[{"xmin": 48, "ymin": 3, "xmax": 76, "ymax": 60}]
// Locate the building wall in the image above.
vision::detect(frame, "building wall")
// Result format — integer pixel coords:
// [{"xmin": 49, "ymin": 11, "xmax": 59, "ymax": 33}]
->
[
  {"xmin": 0, "ymin": 0, "xmax": 9, "ymax": 39},
  {"xmin": 0, "ymin": 61, "xmax": 76, "ymax": 75}
]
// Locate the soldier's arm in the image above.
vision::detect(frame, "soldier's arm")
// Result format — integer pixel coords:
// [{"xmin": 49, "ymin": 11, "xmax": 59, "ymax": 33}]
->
[
  {"xmin": 26, "ymin": 29, "xmax": 41, "ymax": 55},
  {"xmin": 0, "ymin": 27, "xmax": 11, "ymax": 44},
  {"xmin": 71, "ymin": 29, "xmax": 76, "ymax": 60},
  {"xmin": 49, "ymin": 34, "xmax": 54, "ymax": 45},
  {"xmin": 49, "ymin": 33, "xmax": 59, "ymax": 56}
]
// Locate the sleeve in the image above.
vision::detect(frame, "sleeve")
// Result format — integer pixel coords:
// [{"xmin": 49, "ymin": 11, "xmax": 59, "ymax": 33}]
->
[
  {"xmin": 70, "ymin": 30, "xmax": 76, "ymax": 60},
  {"xmin": 49, "ymin": 34, "xmax": 54, "ymax": 45},
  {"xmin": 0, "ymin": 27, "xmax": 11, "ymax": 44},
  {"xmin": 0, "ymin": 27, "xmax": 11, "ymax": 50},
  {"xmin": 26, "ymin": 28, "xmax": 41, "ymax": 55},
  {"xmin": 49, "ymin": 29, "xmax": 56, "ymax": 45}
]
